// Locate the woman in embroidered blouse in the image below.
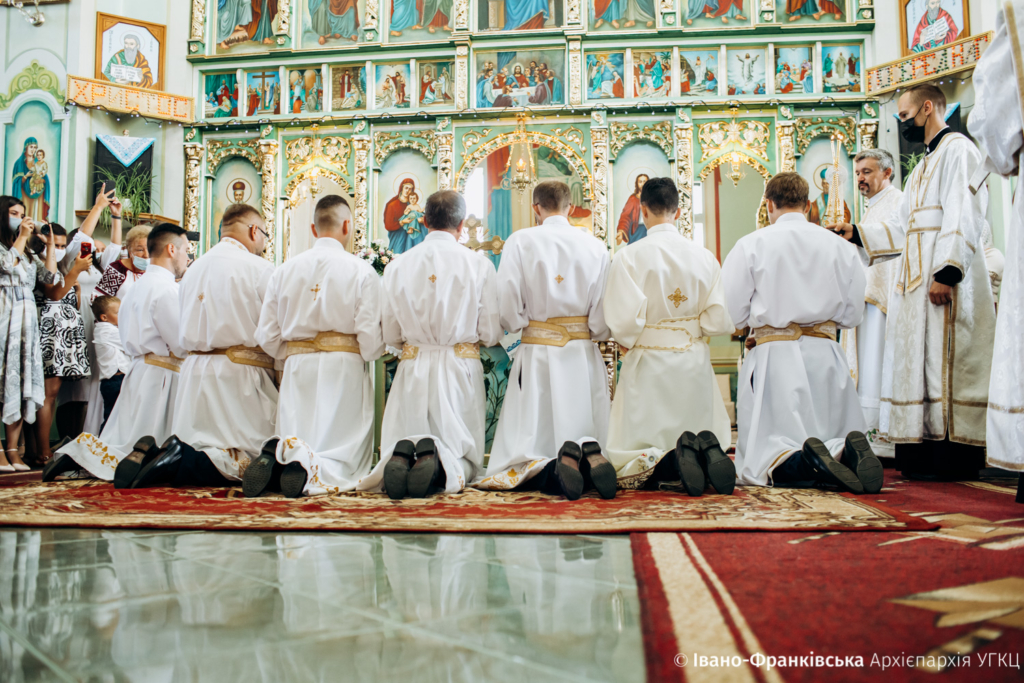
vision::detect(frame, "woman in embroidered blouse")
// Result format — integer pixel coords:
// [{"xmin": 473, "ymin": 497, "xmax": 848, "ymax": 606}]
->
[
  {"xmin": 0, "ymin": 195, "xmax": 60, "ymax": 472},
  {"xmin": 94, "ymin": 224, "xmax": 151, "ymax": 301}
]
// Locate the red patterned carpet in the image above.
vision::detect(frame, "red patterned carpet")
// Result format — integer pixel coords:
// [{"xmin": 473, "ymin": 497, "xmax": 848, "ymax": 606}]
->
[
  {"xmin": 632, "ymin": 473, "xmax": 1024, "ymax": 682},
  {"xmin": 0, "ymin": 473, "xmax": 933, "ymax": 533}
]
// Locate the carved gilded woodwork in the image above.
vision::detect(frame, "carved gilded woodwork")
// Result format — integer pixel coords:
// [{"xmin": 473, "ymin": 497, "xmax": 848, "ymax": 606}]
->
[
  {"xmin": 567, "ymin": 0, "xmax": 581, "ymax": 24},
  {"xmin": 455, "ymin": 46, "xmax": 469, "ymax": 110},
  {"xmin": 183, "ymin": 143, "xmax": 204, "ymax": 239},
  {"xmin": 352, "ymin": 137, "xmax": 371, "ymax": 249},
  {"xmin": 454, "ymin": 0, "xmax": 469, "ymax": 29},
  {"xmin": 285, "ymin": 168, "xmax": 351, "ymax": 204},
  {"xmin": 698, "ymin": 152, "xmax": 771, "ymax": 182},
  {"xmin": 591, "ymin": 127, "xmax": 609, "ymax": 242},
  {"xmin": 285, "ymin": 135, "xmax": 351, "ymax": 176},
  {"xmin": 461, "ymin": 128, "xmax": 493, "ymax": 155},
  {"xmin": 205, "ymin": 138, "xmax": 259, "ymax": 176},
  {"xmin": 609, "ymin": 120, "xmax": 672, "ymax": 159},
  {"xmin": 190, "ymin": 0, "xmax": 206, "ymax": 41},
  {"xmin": 858, "ymin": 121, "xmax": 878, "ymax": 150},
  {"xmin": 275, "ymin": 1, "xmax": 291, "ymax": 42},
  {"xmin": 373, "ymin": 130, "xmax": 436, "ymax": 166},
  {"xmin": 365, "ymin": 0, "xmax": 379, "ymax": 29},
  {"xmin": 553, "ymin": 126, "xmax": 586, "ymax": 155},
  {"xmin": 794, "ymin": 116, "xmax": 857, "ymax": 155},
  {"xmin": 778, "ymin": 122, "xmax": 796, "ymax": 173},
  {"xmin": 256, "ymin": 140, "xmax": 280, "ymax": 263},
  {"xmin": 437, "ymin": 132, "xmax": 454, "ymax": 190},
  {"xmin": 696, "ymin": 119, "xmax": 771, "ymax": 163},
  {"xmin": 674, "ymin": 125, "xmax": 694, "ymax": 239},
  {"xmin": 569, "ymin": 41, "xmax": 583, "ymax": 107}
]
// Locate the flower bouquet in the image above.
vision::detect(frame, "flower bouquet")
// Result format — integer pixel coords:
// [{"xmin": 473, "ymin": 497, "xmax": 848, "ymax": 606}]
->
[{"xmin": 356, "ymin": 240, "xmax": 395, "ymax": 275}]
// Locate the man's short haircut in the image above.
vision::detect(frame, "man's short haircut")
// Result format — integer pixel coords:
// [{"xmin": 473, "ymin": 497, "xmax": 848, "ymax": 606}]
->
[
  {"xmin": 906, "ymin": 84, "xmax": 946, "ymax": 117},
  {"xmin": 91, "ymin": 295, "xmax": 120, "ymax": 319},
  {"xmin": 854, "ymin": 148, "xmax": 895, "ymax": 175},
  {"xmin": 221, "ymin": 203, "xmax": 261, "ymax": 228},
  {"xmin": 147, "ymin": 223, "xmax": 188, "ymax": 255},
  {"xmin": 532, "ymin": 180, "xmax": 571, "ymax": 212},
  {"xmin": 313, "ymin": 194, "xmax": 351, "ymax": 232},
  {"xmin": 639, "ymin": 177, "xmax": 679, "ymax": 215},
  {"xmin": 424, "ymin": 190, "xmax": 466, "ymax": 231},
  {"xmin": 763, "ymin": 172, "xmax": 809, "ymax": 209},
  {"xmin": 125, "ymin": 224, "xmax": 152, "ymax": 249}
]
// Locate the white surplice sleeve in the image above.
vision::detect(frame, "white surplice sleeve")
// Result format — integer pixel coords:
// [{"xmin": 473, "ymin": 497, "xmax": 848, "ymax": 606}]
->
[
  {"xmin": 856, "ymin": 192, "xmax": 907, "ymax": 265},
  {"xmin": 381, "ymin": 267, "xmax": 404, "ymax": 350},
  {"xmin": 496, "ymin": 238, "xmax": 529, "ymax": 334},
  {"xmin": 476, "ymin": 257, "xmax": 503, "ymax": 347},
  {"xmin": 603, "ymin": 252, "xmax": 646, "ymax": 349},
  {"xmin": 968, "ymin": 10, "xmax": 1022, "ymax": 178},
  {"xmin": 587, "ymin": 249, "xmax": 612, "ymax": 341},
  {"xmin": 721, "ymin": 240, "xmax": 753, "ymax": 331},
  {"xmin": 933, "ymin": 140, "xmax": 988, "ymax": 280},
  {"xmin": 354, "ymin": 268, "xmax": 385, "ymax": 362},
  {"xmin": 837, "ymin": 243, "xmax": 868, "ymax": 329},
  {"xmin": 255, "ymin": 269, "xmax": 285, "ymax": 360},
  {"xmin": 153, "ymin": 287, "xmax": 185, "ymax": 359},
  {"xmin": 699, "ymin": 254, "xmax": 736, "ymax": 338}
]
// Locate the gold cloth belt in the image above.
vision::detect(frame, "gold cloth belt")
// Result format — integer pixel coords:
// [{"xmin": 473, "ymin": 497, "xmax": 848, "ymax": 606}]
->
[
  {"xmin": 633, "ymin": 318, "xmax": 703, "ymax": 352},
  {"xmin": 400, "ymin": 342, "xmax": 481, "ymax": 361},
  {"xmin": 285, "ymin": 331, "xmax": 360, "ymax": 359},
  {"xmin": 521, "ymin": 316, "xmax": 591, "ymax": 347},
  {"xmin": 897, "ymin": 206, "xmax": 943, "ymax": 295},
  {"xmin": 144, "ymin": 353, "xmax": 183, "ymax": 372},
  {"xmin": 750, "ymin": 322, "xmax": 838, "ymax": 346},
  {"xmin": 189, "ymin": 345, "xmax": 275, "ymax": 370}
]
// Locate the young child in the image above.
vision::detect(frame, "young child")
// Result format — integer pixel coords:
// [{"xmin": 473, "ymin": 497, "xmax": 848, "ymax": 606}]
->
[
  {"xmin": 91, "ymin": 296, "xmax": 130, "ymax": 427},
  {"xmin": 30, "ymin": 150, "xmax": 47, "ymax": 197},
  {"xmin": 401, "ymin": 192, "xmax": 426, "ymax": 249}
]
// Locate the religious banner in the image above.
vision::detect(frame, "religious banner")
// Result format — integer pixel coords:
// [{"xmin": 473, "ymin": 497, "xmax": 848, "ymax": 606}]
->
[
  {"xmin": 66, "ymin": 75, "xmax": 194, "ymax": 123},
  {"xmin": 867, "ymin": 31, "xmax": 990, "ymax": 95}
]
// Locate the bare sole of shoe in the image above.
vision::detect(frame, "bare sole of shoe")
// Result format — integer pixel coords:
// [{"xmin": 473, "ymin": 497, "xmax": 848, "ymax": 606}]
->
[
  {"xmin": 675, "ymin": 433, "xmax": 705, "ymax": 497},
  {"xmin": 846, "ymin": 432, "xmax": 883, "ymax": 494},
  {"xmin": 242, "ymin": 455, "xmax": 276, "ymax": 498},
  {"xmin": 279, "ymin": 462, "xmax": 308, "ymax": 499},
  {"xmin": 804, "ymin": 439, "xmax": 864, "ymax": 494},
  {"xmin": 697, "ymin": 432, "xmax": 736, "ymax": 495},
  {"xmin": 384, "ymin": 458, "xmax": 411, "ymax": 500},
  {"xmin": 587, "ymin": 458, "xmax": 617, "ymax": 499},
  {"xmin": 556, "ymin": 462, "xmax": 585, "ymax": 500},
  {"xmin": 407, "ymin": 456, "xmax": 439, "ymax": 498}
]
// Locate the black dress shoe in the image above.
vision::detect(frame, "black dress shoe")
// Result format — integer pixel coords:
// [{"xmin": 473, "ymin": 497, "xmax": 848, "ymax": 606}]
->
[
  {"xmin": 113, "ymin": 436, "xmax": 158, "ymax": 489},
  {"xmin": 407, "ymin": 438, "xmax": 441, "ymax": 498},
  {"xmin": 242, "ymin": 439, "xmax": 282, "ymax": 498},
  {"xmin": 800, "ymin": 438, "xmax": 864, "ymax": 494},
  {"xmin": 1016, "ymin": 473, "xmax": 1023, "ymax": 505},
  {"xmin": 673, "ymin": 432, "xmax": 706, "ymax": 497},
  {"xmin": 279, "ymin": 461, "xmax": 308, "ymax": 498},
  {"xmin": 131, "ymin": 436, "xmax": 186, "ymax": 489},
  {"xmin": 843, "ymin": 431, "xmax": 884, "ymax": 494},
  {"xmin": 555, "ymin": 441, "xmax": 585, "ymax": 501},
  {"xmin": 696, "ymin": 431, "xmax": 736, "ymax": 495},
  {"xmin": 41, "ymin": 453, "xmax": 82, "ymax": 482},
  {"xmin": 384, "ymin": 440, "xmax": 416, "ymax": 500},
  {"xmin": 580, "ymin": 441, "xmax": 616, "ymax": 499}
]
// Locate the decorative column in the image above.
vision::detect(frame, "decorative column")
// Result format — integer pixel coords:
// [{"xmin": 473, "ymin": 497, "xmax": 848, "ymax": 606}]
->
[
  {"xmin": 759, "ymin": 0, "xmax": 776, "ymax": 23},
  {"xmin": 659, "ymin": 0, "xmax": 676, "ymax": 28},
  {"xmin": 673, "ymin": 111, "xmax": 694, "ymax": 239},
  {"xmin": 274, "ymin": 1, "xmax": 291, "ymax": 45},
  {"xmin": 455, "ymin": 44, "xmax": 470, "ymax": 110},
  {"xmin": 566, "ymin": 0, "xmax": 582, "ymax": 28},
  {"xmin": 454, "ymin": 0, "xmax": 470, "ymax": 30},
  {"xmin": 189, "ymin": 0, "xmax": 206, "ymax": 55},
  {"xmin": 590, "ymin": 112, "xmax": 609, "ymax": 242},
  {"xmin": 364, "ymin": 0, "xmax": 379, "ymax": 36},
  {"xmin": 352, "ymin": 136, "xmax": 371, "ymax": 249},
  {"xmin": 436, "ymin": 117, "xmax": 454, "ymax": 190},
  {"xmin": 568, "ymin": 40, "xmax": 583, "ymax": 107},
  {"xmin": 858, "ymin": 120, "xmax": 879, "ymax": 150},
  {"xmin": 778, "ymin": 121, "xmax": 796, "ymax": 172},
  {"xmin": 256, "ymin": 139, "xmax": 279, "ymax": 263},
  {"xmin": 858, "ymin": 0, "xmax": 873, "ymax": 20},
  {"xmin": 183, "ymin": 142, "xmax": 204, "ymax": 252}
]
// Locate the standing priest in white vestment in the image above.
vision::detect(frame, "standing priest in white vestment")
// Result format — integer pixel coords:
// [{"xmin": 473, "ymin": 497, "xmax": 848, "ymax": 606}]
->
[
  {"xmin": 44, "ymin": 224, "xmax": 190, "ymax": 484},
  {"xmin": 602, "ymin": 177, "xmax": 737, "ymax": 497},
  {"xmin": 831, "ymin": 149, "xmax": 903, "ymax": 459},
  {"xmin": 477, "ymin": 180, "xmax": 616, "ymax": 501},
  {"xmin": 970, "ymin": 0, "xmax": 1024, "ymax": 503},
  {"xmin": 244, "ymin": 194, "xmax": 384, "ymax": 498},
  {"xmin": 130, "ymin": 203, "xmax": 278, "ymax": 488},
  {"xmin": 358, "ymin": 190, "xmax": 502, "ymax": 499},
  {"xmin": 835, "ymin": 85, "xmax": 996, "ymax": 481},
  {"xmin": 722, "ymin": 172, "xmax": 881, "ymax": 493}
]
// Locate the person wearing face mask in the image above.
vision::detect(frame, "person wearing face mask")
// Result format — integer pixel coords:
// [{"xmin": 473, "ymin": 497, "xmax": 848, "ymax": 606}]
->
[
  {"xmin": 44, "ymin": 224, "xmax": 191, "ymax": 484},
  {"xmin": 124, "ymin": 204, "xmax": 277, "ymax": 489},
  {"xmin": 94, "ymin": 224, "xmax": 151, "ymax": 302},
  {"xmin": 477, "ymin": 181, "xmax": 616, "ymax": 501},
  {"xmin": 31, "ymin": 222, "xmax": 94, "ymax": 466},
  {"xmin": 829, "ymin": 84, "xmax": 996, "ymax": 481},
  {"xmin": 0, "ymin": 196, "xmax": 60, "ymax": 472}
]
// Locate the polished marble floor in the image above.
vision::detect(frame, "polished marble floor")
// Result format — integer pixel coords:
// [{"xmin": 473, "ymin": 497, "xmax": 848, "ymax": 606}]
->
[{"xmin": 0, "ymin": 529, "xmax": 644, "ymax": 682}]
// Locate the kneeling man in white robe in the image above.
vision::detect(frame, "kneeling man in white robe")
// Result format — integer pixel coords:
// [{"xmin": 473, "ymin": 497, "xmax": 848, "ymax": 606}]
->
[
  {"xmin": 603, "ymin": 177, "xmax": 737, "ymax": 497},
  {"xmin": 478, "ymin": 180, "xmax": 615, "ymax": 501},
  {"xmin": 722, "ymin": 172, "xmax": 881, "ymax": 493},
  {"xmin": 44, "ymin": 224, "xmax": 190, "ymax": 484},
  {"xmin": 358, "ymin": 190, "xmax": 502, "ymax": 499},
  {"xmin": 244, "ymin": 195, "xmax": 384, "ymax": 498},
  {"xmin": 130, "ymin": 203, "xmax": 278, "ymax": 488}
]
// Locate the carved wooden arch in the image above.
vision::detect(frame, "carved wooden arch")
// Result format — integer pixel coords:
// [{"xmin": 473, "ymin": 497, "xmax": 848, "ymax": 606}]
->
[
  {"xmin": 793, "ymin": 116, "xmax": 857, "ymax": 156},
  {"xmin": 205, "ymin": 138, "xmax": 260, "ymax": 176},
  {"xmin": 285, "ymin": 168, "xmax": 352, "ymax": 208},
  {"xmin": 698, "ymin": 152, "xmax": 773, "ymax": 182},
  {"xmin": 373, "ymin": 131, "xmax": 436, "ymax": 167},
  {"xmin": 453, "ymin": 130, "xmax": 594, "ymax": 202},
  {"xmin": 608, "ymin": 120, "xmax": 674, "ymax": 160}
]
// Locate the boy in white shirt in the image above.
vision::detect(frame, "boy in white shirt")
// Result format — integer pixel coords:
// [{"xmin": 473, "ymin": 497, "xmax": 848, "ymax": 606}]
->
[{"xmin": 91, "ymin": 295, "xmax": 130, "ymax": 427}]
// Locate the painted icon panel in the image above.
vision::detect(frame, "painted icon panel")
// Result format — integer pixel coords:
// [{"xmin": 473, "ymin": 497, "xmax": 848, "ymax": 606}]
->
[
  {"xmin": 586, "ymin": 53, "xmax": 625, "ymax": 100},
  {"xmin": 774, "ymin": 45, "xmax": 814, "ymax": 94},
  {"xmin": 726, "ymin": 47, "xmax": 766, "ymax": 95},
  {"xmin": 475, "ymin": 49, "xmax": 565, "ymax": 107},
  {"xmin": 679, "ymin": 48, "xmax": 720, "ymax": 96}
]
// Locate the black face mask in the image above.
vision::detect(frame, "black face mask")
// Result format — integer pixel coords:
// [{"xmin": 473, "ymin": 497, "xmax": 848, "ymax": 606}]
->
[{"xmin": 900, "ymin": 107, "xmax": 926, "ymax": 143}]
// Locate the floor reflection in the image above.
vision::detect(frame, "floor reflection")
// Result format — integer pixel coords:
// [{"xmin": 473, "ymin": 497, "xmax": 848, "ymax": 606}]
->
[{"xmin": 0, "ymin": 529, "xmax": 643, "ymax": 682}]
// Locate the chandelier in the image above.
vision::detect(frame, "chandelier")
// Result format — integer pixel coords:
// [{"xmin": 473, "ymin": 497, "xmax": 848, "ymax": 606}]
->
[
  {"xmin": 501, "ymin": 113, "xmax": 536, "ymax": 196},
  {"xmin": 308, "ymin": 124, "xmax": 324, "ymax": 198},
  {"xmin": 824, "ymin": 134, "xmax": 846, "ymax": 226},
  {"xmin": 726, "ymin": 151, "xmax": 746, "ymax": 188},
  {"xmin": 2, "ymin": 0, "xmax": 45, "ymax": 26}
]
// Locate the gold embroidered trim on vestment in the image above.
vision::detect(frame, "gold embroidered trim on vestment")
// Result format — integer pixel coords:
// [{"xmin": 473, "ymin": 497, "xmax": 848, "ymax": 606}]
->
[
  {"xmin": 144, "ymin": 353, "xmax": 183, "ymax": 372},
  {"xmin": 750, "ymin": 322, "xmax": 837, "ymax": 346},
  {"xmin": 190, "ymin": 345, "xmax": 275, "ymax": 370},
  {"xmin": 521, "ymin": 316, "xmax": 591, "ymax": 347},
  {"xmin": 285, "ymin": 331, "xmax": 360, "ymax": 358},
  {"xmin": 400, "ymin": 342, "xmax": 480, "ymax": 360}
]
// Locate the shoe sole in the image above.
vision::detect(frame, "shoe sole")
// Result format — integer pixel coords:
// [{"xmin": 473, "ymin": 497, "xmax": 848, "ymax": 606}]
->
[
  {"xmin": 697, "ymin": 432, "xmax": 736, "ymax": 495},
  {"xmin": 407, "ymin": 456, "xmax": 439, "ymax": 498},
  {"xmin": 846, "ymin": 432, "xmax": 884, "ymax": 494},
  {"xmin": 242, "ymin": 456, "xmax": 276, "ymax": 498},
  {"xmin": 113, "ymin": 457, "xmax": 145, "ymax": 490},
  {"xmin": 804, "ymin": 439, "xmax": 864, "ymax": 494},
  {"xmin": 279, "ymin": 464, "xmax": 308, "ymax": 498},
  {"xmin": 555, "ymin": 461, "xmax": 585, "ymax": 500},
  {"xmin": 588, "ymin": 460, "xmax": 617, "ymax": 499},
  {"xmin": 675, "ymin": 434, "xmax": 705, "ymax": 497},
  {"xmin": 41, "ymin": 454, "xmax": 76, "ymax": 483},
  {"xmin": 383, "ymin": 459, "xmax": 410, "ymax": 500}
]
